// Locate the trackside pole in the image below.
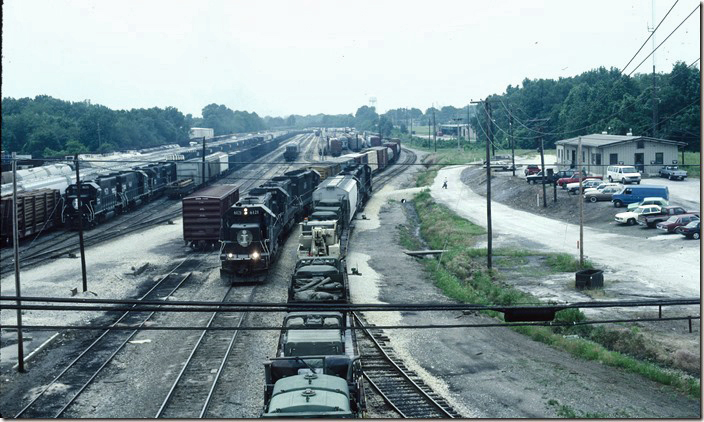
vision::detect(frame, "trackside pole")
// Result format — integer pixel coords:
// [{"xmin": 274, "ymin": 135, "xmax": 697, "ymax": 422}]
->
[{"xmin": 12, "ymin": 152, "xmax": 26, "ymax": 372}]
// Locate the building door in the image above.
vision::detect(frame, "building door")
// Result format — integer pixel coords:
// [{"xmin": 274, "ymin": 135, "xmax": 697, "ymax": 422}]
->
[
  {"xmin": 634, "ymin": 153, "xmax": 644, "ymax": 172},
  {"xmin": 571, "ymin": 150, "xmax": 576, "ymax": 168}
]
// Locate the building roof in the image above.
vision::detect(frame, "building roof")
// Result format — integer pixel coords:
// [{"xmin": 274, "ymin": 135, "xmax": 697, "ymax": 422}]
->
[{"xmin": 555, "ymin": 133, "xmax": 686, "ymax": 148}]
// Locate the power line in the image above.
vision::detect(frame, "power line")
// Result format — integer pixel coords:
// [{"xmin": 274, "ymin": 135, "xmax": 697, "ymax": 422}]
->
[
  {"xmin": 688, "ymin": 57, "xmax": 700, "ymax": 68},
  {"xmin": 627, "ymin": 3, "xmax": 701, "ymax": 77},
  {"xmin": 620, "ymin": 0, "xmax": 680, "ymax": 75}
]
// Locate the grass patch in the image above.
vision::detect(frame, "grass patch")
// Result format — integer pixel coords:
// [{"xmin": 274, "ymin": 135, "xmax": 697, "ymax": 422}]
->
[
  {"xmin": 545, "ymin": 253, "xmax": 594, "ymax": 272},
  {"xmin": 406, "ymin": 171, "xmax": 701, "ymax": 399},
  {"xmin": 397, "ymin": 223, "xmax": 423, "ymax": 250}
]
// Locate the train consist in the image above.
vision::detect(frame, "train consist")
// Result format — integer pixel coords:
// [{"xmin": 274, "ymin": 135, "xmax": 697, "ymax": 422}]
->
[
  {"xmin": 261, "ymin": 163, "xmax": 373, "ymax": 418},
  {"xmin": 1, "ymin": 132, "xmax": 301, "ymax": 242},
  {"xmin": 219, "ymin": 169, "xmax": 321, "ymax": 281}
]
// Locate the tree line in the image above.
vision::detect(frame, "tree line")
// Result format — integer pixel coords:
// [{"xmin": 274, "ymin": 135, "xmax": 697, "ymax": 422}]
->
[
  {"xmin": 3, "ymin": 62, "xmax": 698, "ymax": 158},
  {"xmin": 1, "ymin": 96, "xmax": 268, "ymax": 158}
]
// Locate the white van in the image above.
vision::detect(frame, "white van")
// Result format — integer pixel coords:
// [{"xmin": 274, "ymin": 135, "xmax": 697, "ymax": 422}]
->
[{"xmin": 606, "ymin": 165, "xmax": 641, "ymax": 184}]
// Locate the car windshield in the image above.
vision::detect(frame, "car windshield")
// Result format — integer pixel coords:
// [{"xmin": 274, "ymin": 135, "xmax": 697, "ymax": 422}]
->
[
  {"xmin": 633, "ymin": 208, "xmax": 650, "ymax": 214},
  {"xmin": 665, "ymin": 216, "xmax": 678, "ymax": 223},
  {"xmin": 685, "ymin": 221, "xmax": 700, "ymax": 228},
  {"xmin": 622, "ymin": 166, "xmax": 637, "ymax": 173}
]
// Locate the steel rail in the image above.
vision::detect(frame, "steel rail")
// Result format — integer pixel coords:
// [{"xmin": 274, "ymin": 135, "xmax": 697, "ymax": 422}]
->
[
  {"xmin": 352, "ymin": 312, "xmax": 459, "ymax": 418},
  {"xmin": 14, "ymin": 258, "xmax": 198, "ymax": 418}
]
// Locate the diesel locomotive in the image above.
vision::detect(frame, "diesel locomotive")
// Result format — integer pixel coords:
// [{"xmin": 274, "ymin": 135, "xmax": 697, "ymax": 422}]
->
[{"xmin": 219, "ymin": 168, "xmax": 320, "ymax": 280}]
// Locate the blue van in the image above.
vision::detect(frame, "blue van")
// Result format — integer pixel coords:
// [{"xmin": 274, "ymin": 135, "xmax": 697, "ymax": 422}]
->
[{"xmin": 611, "ymin": 185, "xmax": 669, "ymax": 208}]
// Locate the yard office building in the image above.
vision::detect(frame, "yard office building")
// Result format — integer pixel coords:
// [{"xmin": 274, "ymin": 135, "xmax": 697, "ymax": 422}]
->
[{"xmin": 555, "ymin": 133, "xmax": 686, "ymax": 176}]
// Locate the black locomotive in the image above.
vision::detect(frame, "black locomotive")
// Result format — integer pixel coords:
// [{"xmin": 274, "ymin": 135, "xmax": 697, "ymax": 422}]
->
[
  {"xmin": 62, "ymin": 162, "xmax": 177, "ymax": 228},
  {"xmin": 220, "ymin": 168, "xmax": 320, "ymax": 280}
]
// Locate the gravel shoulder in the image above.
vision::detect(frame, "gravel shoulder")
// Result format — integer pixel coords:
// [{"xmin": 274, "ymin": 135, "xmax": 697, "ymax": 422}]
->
[{"xmin": 347, "ymin": 149, "xmax": 700, "ymax": 418}]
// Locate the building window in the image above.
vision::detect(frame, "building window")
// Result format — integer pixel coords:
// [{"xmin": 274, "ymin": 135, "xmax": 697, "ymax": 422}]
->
[
  {"xmin": 655, "ymin": 152, "xmax": 663, "ymax": 164},
  {"xmin": 609, "ymin": 153, "xmax": 618, "ymax": 164},
  {"xmin": 637, "ymin": 140, "xmax": 644, "ymax": 149}
]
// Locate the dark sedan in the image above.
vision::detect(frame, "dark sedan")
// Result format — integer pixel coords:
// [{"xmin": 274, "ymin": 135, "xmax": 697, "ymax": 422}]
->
[
  {"xmin": 656, "ymin": 214, "xmax": 700, "ymax": 233},
  {"xmin": 675, "ymin": 220, "xmax": 700, "ymax": 239}
]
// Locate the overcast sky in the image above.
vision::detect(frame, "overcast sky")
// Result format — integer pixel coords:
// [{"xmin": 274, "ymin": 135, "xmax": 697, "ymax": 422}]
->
[{"xmin": 2, "ymin": 0, "xmax": 700, "ymax": 117}]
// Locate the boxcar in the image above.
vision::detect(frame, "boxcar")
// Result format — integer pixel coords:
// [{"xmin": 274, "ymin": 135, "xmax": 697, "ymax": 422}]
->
[{"xmin": 182, "ymin": 184, "xmax": 239, "ymax": 250}]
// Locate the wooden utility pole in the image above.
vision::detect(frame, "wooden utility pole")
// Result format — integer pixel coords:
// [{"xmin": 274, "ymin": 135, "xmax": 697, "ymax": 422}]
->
[
  {"xmin": 11, "ymin": 152, "xmax": 25, "ymax": 372},
  {"xmin": 509, "ymin": 107, "xmax": 515, "ymax": 177},
  {"xmin": 489, "ymin": 104, "xmax": 495, "ymax": 157},
  {"xmin": 578, "ymin": 136, "xmax": 584, "ymax": 267},
  {"xmin": 527, "ymin": 118, "xmax": 550, "ymax": 207},
  {"xmin": 486, "ymin": 99, "xmax": 493, "ymax": 270},
  {"xmin": 432, "ymin": 109, "xmax": 437, "ymax": 152},
  {"xmin": 74, "ymin": 155, "xmax": 88, "ymax": 292}
]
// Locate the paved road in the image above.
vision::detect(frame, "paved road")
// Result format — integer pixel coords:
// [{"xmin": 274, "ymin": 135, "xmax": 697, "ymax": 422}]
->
[{"xmin": 432, "ymin": 165, "xmax": 699, "ymax": 298}]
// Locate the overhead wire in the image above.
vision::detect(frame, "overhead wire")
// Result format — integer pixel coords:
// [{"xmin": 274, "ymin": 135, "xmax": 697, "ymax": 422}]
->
[
  {"xmin": 619, "ymin": 0, "xmax": 680, "ymax": 75},
  {"xmin": 626, "ymin": 3, "xmax": 701, "ymax": 77}
]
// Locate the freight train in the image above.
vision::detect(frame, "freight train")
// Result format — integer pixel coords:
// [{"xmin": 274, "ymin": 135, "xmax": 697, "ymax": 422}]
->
[
  {"xmin": 219, "ymin": 168, "xmax": 320, "ymax": 281},
  {"xmin": 60, "ymin": 132, "xmax": 302, "ymax": 230},
  {"xmin": 261, "ymin": 164, "xmax": 374, "ymax": 418}
]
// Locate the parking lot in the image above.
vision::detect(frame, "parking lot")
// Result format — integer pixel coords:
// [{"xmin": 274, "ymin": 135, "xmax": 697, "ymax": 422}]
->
[{"xmin": 433, "ymin": 161, "xmax": 700, "ymax": 298}]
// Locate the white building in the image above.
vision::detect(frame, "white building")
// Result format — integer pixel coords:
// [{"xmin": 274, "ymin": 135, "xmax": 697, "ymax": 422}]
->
[{"xmin": 554, "ymin": 133, "xmax": 686, "ymax": 176}]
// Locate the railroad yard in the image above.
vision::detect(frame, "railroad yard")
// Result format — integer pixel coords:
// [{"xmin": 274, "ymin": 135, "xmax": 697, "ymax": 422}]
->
[
  {"xmin": 2, "ymin": 0, "xmax": 701, "ymax": 418},
  {"xmin": 0, "ymin": 132, "xmax": 699, "ymax": 418}
]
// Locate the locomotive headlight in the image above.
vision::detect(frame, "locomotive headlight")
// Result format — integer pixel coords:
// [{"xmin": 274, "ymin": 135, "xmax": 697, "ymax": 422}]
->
[
  {"xmin": 244, "ymin": 207, "xmax": 248, "ymax": 215},
  {"xmin": 227, "ymin": 252, "xmax": 234, "ymax": 259},
  {"xmin": 252, "ymin": 251, "xmax": 260, "ymax": 260},
  {"xmin": 72, "ymin": 198, "xmax": 78, "ymax": 209},
  {"xmin": 237, "ymin": 229, "xmax": 253, "ymax": 247}
]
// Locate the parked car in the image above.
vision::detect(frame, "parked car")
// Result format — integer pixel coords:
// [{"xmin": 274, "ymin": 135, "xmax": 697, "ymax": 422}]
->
[
  {"xmin": 627, "ymin": 197, "xmax": 669, "ymax": 211},
  {"xmin": 556, "ymin": 172, "xmax": 602, "ymax": 188},
  {"xmin": 656, "ymin": 214, "xmax": 700, "ymax": 233},
  {"xmin": 658, "ymin": 165, "xmax": 687, "ymax": 181},
  {"xmin": 524, "ymin": 164, "xmax": 541, "ymax": 176},
  {"xmin": 615, "ymin": 205, "xmax": 662, "ymax": 226},
  {"xmin": 611, "ymin": 185, "xmax": 669, "ymax": 208},
  {"xmin": 483, "ymin": 160, "xmax": 510, "ymax": 170},
  {"xmin": 675, "ymin": 220, "xmax": 700, "ymax": 239},
  {"xmin": 584, "ymin": 182, "xmax": 620, "ymax": 194},
  {"xmin": 526, "ymin": 171, "xmax": 557, "ymax": 184},
  {"xmin": 583, "ymin": 185, "xmax": 623, "ymax": 202},
  {"xmin": 637, "ymin": 206, "xmax": 695, "ymax": 228},
  {"xmin": 566, "ymin": 179, "xmax": 602, "ymax": 194},
  {"xmin": 606, "ymin": 165, "xmax": 641, "ymax": 184}
]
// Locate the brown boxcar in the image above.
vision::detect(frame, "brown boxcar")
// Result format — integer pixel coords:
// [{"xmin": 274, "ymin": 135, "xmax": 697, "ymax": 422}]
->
[
  {"xmin": 383, "ymin": 142, "xmax": 400, "ymax": 164},
  {"xmin": 369, "ymin": 136, "xmax": 382, "ymax": 147},
  {"xmin": 330, "ymin": 138, "xmax": 343, "ymax": 157},
  {"xmin": 368, "ymin": 147, "xmax": 389, "ymax": 172},
  {"xmin": 0, "ymin": 188, "xmax": 62, "ymax": 245},
  {"xmin": 182, "ymin": 184, "xmax": 239, "ymax": 250}
]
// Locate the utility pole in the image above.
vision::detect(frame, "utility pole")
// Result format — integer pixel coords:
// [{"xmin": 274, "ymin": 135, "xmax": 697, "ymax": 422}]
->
[
  {"xmin": 489, "ymin": 104, "xmax": 495, "ymax": 157},
  {"xmin": 471, "ymin": 98, "xmax": 495, "ymax": 270},
  {"xmin": 527, "ymin": 118, "xmax": 550, "ymax": 207},
  {"xmin": 509, "ymin": 106, "xmax": 515, "ymax": 177},
  {"xmin": 485, "ymin": 99, "xmax": 493, "ymax": 270},
  {"xmin": 97, "ymin": 121, "xmax": 102, "ymax": 150},
  {"xmin": 74, "ymin": 155, "xmax": 88, "ymax": 292},
  {"xmin": 578, "ymin": 136, "xmax": 584, "ymax": 267},
  {"xmin": 433, "ymin": 106, "xmax": 438, "ymax": 152},
  {"xmin": 651, "ymin": 0, "xmax": 658, "ymax": 138},
  {"xmin": 201, "ymin": 136, "xmax": 206, "ymax": 187},
  {"xmin": 427, "ymin": 119, "xmax": 431, "ymax": 148},
  {"xmin": 453, "ymin": 117, "xmax": 463, "ymax": 150},
  {"xmin": 12, "ymin": 152, "xmax": 25, "ymax": 372}
]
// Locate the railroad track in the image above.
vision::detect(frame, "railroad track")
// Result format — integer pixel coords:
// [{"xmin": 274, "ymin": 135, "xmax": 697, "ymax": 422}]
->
[
  {"xmin": 352, "ymin": 313, "xmax": 461, "ymax": 419},
  {"xmin": 14, "ymin": 257, "xmax": 205, "ymax": 418},
  {"xmin": 372, "ymin": 148, "xmax": 417, "ymax": 190},
  {"xmin": 155, "ymin": 286, "xmax": 256, "ymax": 418}
]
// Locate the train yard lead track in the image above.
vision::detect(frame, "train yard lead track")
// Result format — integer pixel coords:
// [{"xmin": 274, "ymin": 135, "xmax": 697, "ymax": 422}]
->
[
  {"xmin": 353, "ymin": 313, "xmax": 461, "ymax": 419},
  {"xmin": 155, "ymin": 286, "xmax": 256, "ymax": 418},
  {"xmin": 373, "ymin": 148, "xmax": 417, "ymax": 190},
  {"xmin": 14, "ymin": 257, "xmax": 204, "ymax": 419}
]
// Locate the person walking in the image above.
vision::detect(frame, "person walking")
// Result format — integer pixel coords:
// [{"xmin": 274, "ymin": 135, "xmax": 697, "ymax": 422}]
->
[{"xmin": 442, "ymin": 178, "xmax": 448, "ymax": 189}]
